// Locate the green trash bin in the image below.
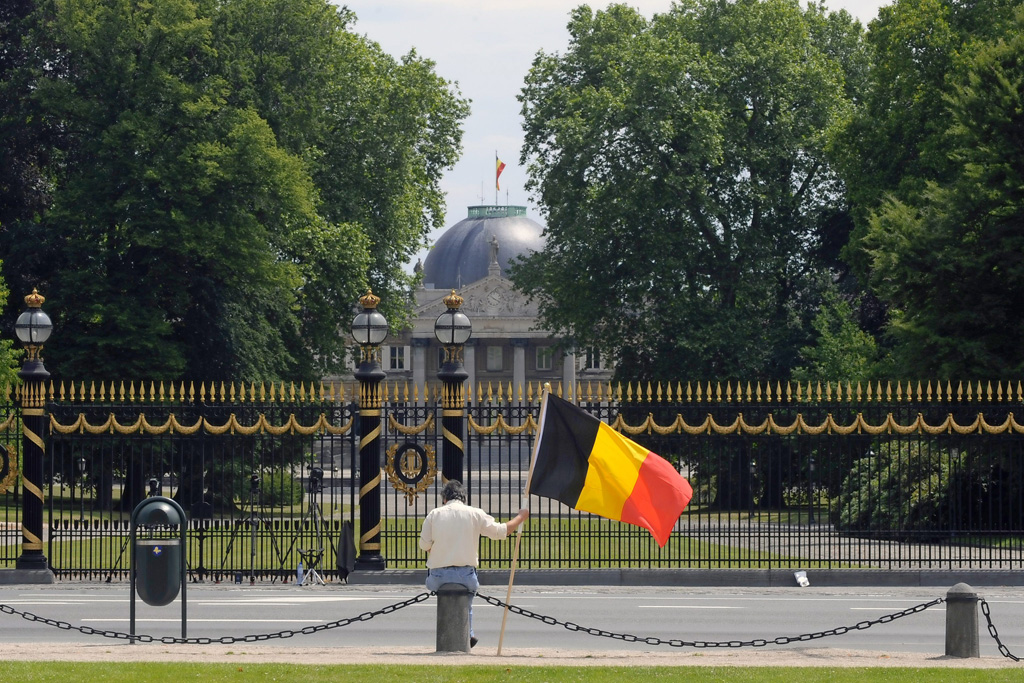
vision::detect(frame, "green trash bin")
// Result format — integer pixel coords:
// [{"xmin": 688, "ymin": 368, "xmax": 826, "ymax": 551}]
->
[{"xmin": 132, "ymin": 498, "xmax": 185, "ymax": 607}]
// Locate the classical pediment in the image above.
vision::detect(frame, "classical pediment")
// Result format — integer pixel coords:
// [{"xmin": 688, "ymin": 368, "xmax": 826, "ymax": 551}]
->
[{"xmin": 415, "ymin": 275, "xmax": 539, "ymax": 319}]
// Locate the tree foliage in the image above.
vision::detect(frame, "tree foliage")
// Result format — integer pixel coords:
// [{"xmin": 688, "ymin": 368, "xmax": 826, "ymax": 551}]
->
[
  {"xmin": 0, "ymin": 265, "xmax": 20, "ymax": 392},
  {"xmin": 859, "ymin": 6, "xmax": 1024, "ymax": 378},
  {"xmin": 514, "ymin": 0, "xmax": 865, "ymax": 382},
  {"xmin": 0, "ymin": 0, "xmax": 467, "ymax": 381}
]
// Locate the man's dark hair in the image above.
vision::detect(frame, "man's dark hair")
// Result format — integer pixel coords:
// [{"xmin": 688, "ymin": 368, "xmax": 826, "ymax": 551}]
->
[{"xmin": 441, "ymin": 480, "xmax": 467, "ymax": 503}]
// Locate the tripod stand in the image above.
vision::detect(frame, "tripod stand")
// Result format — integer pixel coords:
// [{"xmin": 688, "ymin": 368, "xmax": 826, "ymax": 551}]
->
[
  {"xmin": 221, "ymin": 473, "xmax": 285, "ymax": 584},
  {"xmin": 289, "ymin": 468, "xmax": 326, "ymax": 586}
]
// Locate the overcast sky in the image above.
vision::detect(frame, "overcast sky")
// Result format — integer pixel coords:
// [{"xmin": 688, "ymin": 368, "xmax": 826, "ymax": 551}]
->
[{"xmin": 337, "ymin": 1, "xmax": 892, "ymax": 266}]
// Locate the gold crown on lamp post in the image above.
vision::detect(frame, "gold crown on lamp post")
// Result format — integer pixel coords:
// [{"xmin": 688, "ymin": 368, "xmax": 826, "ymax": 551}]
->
[
  {"xmin": 359, "ymin": 289, "xmax": 381, "ymax": 309},
  {"xmin": 442, "ymin": 290, "xmax": 464, "ymax": 309},
  {"xmin": 24, "ymin": 288, "xmax": 45, "ymax": 308}
]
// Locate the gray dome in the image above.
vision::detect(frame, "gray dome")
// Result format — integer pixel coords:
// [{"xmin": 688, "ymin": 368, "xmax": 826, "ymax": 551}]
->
[{"xmin": 422, "ymin": 206, "xmax": 545, "ymax": 290}]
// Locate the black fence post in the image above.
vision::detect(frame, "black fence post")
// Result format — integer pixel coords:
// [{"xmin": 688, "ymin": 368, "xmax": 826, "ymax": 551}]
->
[{"xmin": 14, "ymin": 290, "xmax": 53, "ymax": 579}]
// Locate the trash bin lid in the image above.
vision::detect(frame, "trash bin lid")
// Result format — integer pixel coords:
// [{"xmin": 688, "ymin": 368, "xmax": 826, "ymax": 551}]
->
[{"xmin": 135, "ymin": 499, "xmax": 184, "ymax": 526}]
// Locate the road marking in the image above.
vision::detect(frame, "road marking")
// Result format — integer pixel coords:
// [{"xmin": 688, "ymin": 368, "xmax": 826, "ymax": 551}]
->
[
  {"xmin": 851, "ymin": 607, "xmax": 945, "ymax": 612},
  {"xmin": 638, "ymin": 605, "xmax": 742, "ymax": 610}
]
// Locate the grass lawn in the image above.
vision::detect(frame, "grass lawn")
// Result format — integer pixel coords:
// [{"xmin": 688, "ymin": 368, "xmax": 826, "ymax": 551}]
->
[{"xmin": 3, "ymin": 663, "xmax": 1023, "ymax": 682}]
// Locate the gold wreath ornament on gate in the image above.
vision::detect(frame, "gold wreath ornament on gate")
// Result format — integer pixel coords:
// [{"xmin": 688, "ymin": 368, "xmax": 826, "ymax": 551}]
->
[
  {"xmin": 385, "ymin": 442, "xmax": 437, "ymax": 504},
  {"xmin": 0, "ymin": 445, "xmax": 18, "ymax": 494}
]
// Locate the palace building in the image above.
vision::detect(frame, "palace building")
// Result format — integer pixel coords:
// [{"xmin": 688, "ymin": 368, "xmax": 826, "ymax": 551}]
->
[{"xmin": 385, "ymin": 205, "xmax": 611, "ymax": 400}]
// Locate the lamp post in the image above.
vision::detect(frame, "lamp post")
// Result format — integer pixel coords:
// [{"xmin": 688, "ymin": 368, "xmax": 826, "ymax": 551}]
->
[
  {"xmin": 351, "ymin": 290, "xmax": 387, "ymax": 571},
  {"xmin": 434, "ymin": 290, "xmax": 472, "ymax": 485},
  {"xmin": 14, "ymin": 289, "xmax": 52, "ymax": 572}
]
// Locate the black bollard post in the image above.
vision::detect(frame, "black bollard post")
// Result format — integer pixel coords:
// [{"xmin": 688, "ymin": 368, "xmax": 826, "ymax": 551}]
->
[
  {"xmin": 436, "ymin": 583, "xmax": 472, "ymax": 653},
  {"xmin": 945, "ymin": 582, "xmax": 980, "ymax": 658}
]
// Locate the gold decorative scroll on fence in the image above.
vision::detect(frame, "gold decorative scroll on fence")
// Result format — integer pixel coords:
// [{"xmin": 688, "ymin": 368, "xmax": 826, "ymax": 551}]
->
[
  {"xmin": 467, "ymin": 411, "xmax": 1024, "ymax": 437},
  {"xmin": 387, "ymin": 413, "xmax": 434, "ymax": 435},
  {"xmin": 49, "ymin": 412, "xmax": 354, "ymax": 436}
]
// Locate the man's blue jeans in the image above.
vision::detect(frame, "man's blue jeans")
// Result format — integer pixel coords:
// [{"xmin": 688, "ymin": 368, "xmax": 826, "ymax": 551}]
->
[{"xmin": 426, "ymin": 566, "xmax": 479, "ymax": 636}]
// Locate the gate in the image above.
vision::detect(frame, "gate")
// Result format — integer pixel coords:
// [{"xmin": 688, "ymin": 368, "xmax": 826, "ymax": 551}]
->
[{"xmin": 43, "ymin": 382, "xmax": 358, "ymax": 581}]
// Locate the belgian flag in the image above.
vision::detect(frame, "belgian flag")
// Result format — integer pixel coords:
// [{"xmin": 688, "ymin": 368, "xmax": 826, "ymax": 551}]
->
[{"xmin": 530, "ymin": 394, "xmax": 692, "ymax": 547}]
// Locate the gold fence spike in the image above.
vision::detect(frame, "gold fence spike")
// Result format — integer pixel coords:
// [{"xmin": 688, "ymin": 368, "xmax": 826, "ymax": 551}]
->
[
  {"xmin": 957, "ymin": 381, "xmax": 964, "ymax": 401},
  {"xmin": 725, "ymin": 382, "xmax": 732, "ymax": 402},
  {"xmin": 687, "ymin": 382, "xmax": 693, "ymax": 402}
]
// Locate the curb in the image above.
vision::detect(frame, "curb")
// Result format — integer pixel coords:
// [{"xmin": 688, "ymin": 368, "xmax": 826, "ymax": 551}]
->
[{"xmin": 347, "ymin": 568, "xmax": 1024, "ymax": 587}]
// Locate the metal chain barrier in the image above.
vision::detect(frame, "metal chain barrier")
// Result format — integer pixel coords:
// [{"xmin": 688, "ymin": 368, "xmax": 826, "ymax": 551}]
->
[
  {"xmin": 2, "ymin": 590, "xmax": 1021, "ymax": 660},
  {"xmin": 0, "ymin": 591, "xmax": 432, "ymax": 645},
  {"xmin": 980, "ymin": 598, "xmax": 1021, "ymax": 662},
  {"xmin": 478, "ymin": 592, "xmax": 945, "ymax": 649}
]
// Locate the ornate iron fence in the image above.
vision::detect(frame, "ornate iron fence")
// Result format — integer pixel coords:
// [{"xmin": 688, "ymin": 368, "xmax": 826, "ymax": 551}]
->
[{"xmin": 1, "ymin": 379, "xmax": 1023, "ymax": 578}]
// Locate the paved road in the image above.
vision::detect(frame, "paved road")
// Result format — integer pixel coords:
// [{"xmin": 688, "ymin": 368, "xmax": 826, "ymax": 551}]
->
[{"xmin": 0, "ymin": 583, "xmax": 1021, "ymax": 660}]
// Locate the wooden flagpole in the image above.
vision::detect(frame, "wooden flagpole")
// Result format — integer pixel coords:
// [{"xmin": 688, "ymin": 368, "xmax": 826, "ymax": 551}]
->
[{"xmin": 496, "ymin": 383, "xmax": 551, "ymax": 655}]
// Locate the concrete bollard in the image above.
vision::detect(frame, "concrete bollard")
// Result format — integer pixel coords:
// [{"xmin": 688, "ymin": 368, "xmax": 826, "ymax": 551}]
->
[
  {"xmin": 945, "ymin": 582, "xmax": 980, "ymax": 658},
  {"xmin": 436, "ymin": 583, "xmax": 472, "ymax": 653}
]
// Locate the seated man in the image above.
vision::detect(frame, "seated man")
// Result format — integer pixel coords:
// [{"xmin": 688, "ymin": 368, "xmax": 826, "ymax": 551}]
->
[{"xmin": 419, "ymin": 480, "xmax": 529, "ymax": 648}]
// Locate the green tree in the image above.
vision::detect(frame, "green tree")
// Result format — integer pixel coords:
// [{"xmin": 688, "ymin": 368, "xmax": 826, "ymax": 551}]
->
[
  {"xmin": 514, "ymin": 0, "xmax": 865, "ymax": 382},
  {"xmin": 208, "ymin": 0, "xmax": 469, "ymax": 328},
  {"xmin": 793, "ymin": 287, "xmax": 878, "ymax": 382},
  {"xmin": 0, "ymin": 0, "xmax": 467, "ymax": 380},
  {"xmin": 0, "ymin": 264, "xmax": 21, "ymax": 392},
  {"xmin": 861, "ymin": 7, "xmax": 1024, "ymax": 378},
  {"xmin": 834, "ymin": 0, "xmax": 1020, "ymax": 307}
]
